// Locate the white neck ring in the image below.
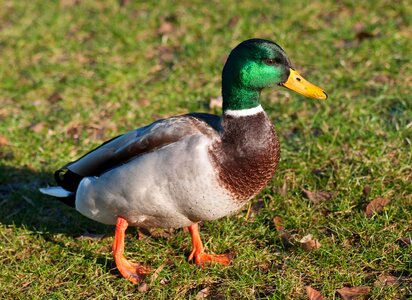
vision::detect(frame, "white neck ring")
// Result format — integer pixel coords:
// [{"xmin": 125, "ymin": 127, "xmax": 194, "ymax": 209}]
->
[{"xmin": 224, "ymin": 105, "xmax": 264, "ymax": 117}]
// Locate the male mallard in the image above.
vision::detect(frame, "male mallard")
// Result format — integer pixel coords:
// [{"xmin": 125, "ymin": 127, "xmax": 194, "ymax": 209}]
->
[{"xmin": 40, "ymin": 38, "xmax": 327, "ymax": 284}]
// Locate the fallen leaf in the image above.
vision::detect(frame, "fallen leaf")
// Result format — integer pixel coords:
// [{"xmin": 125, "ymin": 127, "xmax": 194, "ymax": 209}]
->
[
  {"xmin": 227, "ymin": 16, "xmax": 240, "ymax": 28},
  {"xmin": 302, "ymin": 188, "xmax": 333, "ymax": 204},
  {"xmin": 138, "ymin": 98, "xmax": 150, "ymax": 107},
  {"xmin": 353, "ymin": 22, "xmax": 366, "ymax": 33},
  {"xmin": 355, "ymin": 31, "xmax": 375, "ymax": 42},
  {"xmin": 273, "ymin": 216, "xmax": 285, "ymax": 232},
  {"xmin": 137, "ymin": 282, "xmax": 148, "ymax": 292},
  {"xmin": 196, "ymin": 287, "xmax": 209, "ymax": 299},
  {"xmin": 209, "ymin": 96, "xmax": 222, "ymax": 109},
  {"xmin": 362, "ymin": 186, "xmax": 371, "ymax": 197},
  {"xmin": 373, "ymin": 74, "xmax": 392, "ymax": 84},
  {"xmin": 60, "ymin": 0, "xmax": 79, "ymax": 7},
  {"xmin": 306, "ymin": 286, "xmax": 324, "ymax": 300},
  {"xmin": 0, "ymin": 136, "xmax": 8, "ymax": 146},
  {"xmin": 396, "ymin": 237, "xmax": 411, "ymax": 247},
  {"xmin": 119, "ymin": 0, "xmax": 131, "ymax": 6},
  {"xmin": 47, "ymin": 92, "xmax": 62, "ymax": 104},
  {"xmin": 30, "ymin": 122, "xmax": 45, "ymax": 133},
  {"xmin": 300, "ymin": 234, "xmax": 321, "ymax": 251},
  {"xmin": 374, "ymin": 274, "xmax": 398, "ymax": 287},
  {"xmin": 337, "ymin": 286, "xmax": 370, "ymax": 300},
  {"xmin": 157, "ymin": 22, "xmax": 174, "ymax": 35},
  {"xmin": 365, "ymin": 197, "xmax": 390, "ymax": 218}
]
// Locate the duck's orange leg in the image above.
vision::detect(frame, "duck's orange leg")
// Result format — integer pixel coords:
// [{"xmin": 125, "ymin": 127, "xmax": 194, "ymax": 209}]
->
[
  {"xmin": 187, "ymin": 223, "xmax": 233, "ymax": 266},
  {"xmin": 112, "ymin": 216, "xmax": 150, "ymax": 284}
]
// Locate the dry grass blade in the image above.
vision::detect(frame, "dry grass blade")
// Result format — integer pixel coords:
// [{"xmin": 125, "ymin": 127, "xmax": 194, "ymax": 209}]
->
[
  {"xmin": 365, "ymin": 197, "xmax": 390, "ymax": 218},
  {"xmin": 75, "ymin": 232, "xmax": 105, "ymax": 241},
  {"xmin": 300, "ymin": 234, "xmax": 321, "ymax": 252},
  {"xmin": 150, "ymin": 263, "xmax": 165, "ymax": 285},
  {"xmin": 374, "ymin": 274, "xmax": 398, "ymax": 287},
  {"xmin": 337, "ymin": 286, "xmax": 370, "ymax": 299},
  {"xmin": 306, "ymin": 286, "xmax": 324, "ymax": 300}
]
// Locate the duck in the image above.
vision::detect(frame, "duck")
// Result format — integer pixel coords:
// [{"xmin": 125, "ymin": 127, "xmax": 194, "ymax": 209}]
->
[{"xmin": 40, "ymin": 38, "xmax": 327, "ymax": 284}]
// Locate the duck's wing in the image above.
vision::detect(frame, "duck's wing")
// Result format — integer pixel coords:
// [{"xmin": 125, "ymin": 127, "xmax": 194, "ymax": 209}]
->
[{"xmin": 55, "ymin": 114, "xmax": 221, "ymax": 192}]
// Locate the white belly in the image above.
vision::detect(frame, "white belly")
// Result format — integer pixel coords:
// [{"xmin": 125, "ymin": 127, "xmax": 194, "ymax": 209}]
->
[{"xmin": 75, "ymin": 134, "xmax": 244, "ymax": 228}]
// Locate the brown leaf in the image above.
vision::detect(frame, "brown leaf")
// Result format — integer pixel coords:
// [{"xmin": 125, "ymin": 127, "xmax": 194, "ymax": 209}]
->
[
  {"xmin": 60, "ymin": 0, "xmax": 79, "ymax": 7},
  {"xmin": 362, "ymin": 186, "xmax": 371, "ymax": 197},
  {"xmin": 0, "ymin": 135, "xmax": 8, "ymax": 146},
  {"xmin": 306, "ymin": 286, "xmax": 324, "ymax": 300},
  {"xmin": 355, "ymin": 31, "xmax": 375, "ymax": 42},
  {"xmin": 396, "ymin": 237, "xmax": 412, "ymax": 247},
  {"xmin": 337, "ymin": 286, "xmax": 370, "ymax": 299},
  {"xmin": 302, "ymin": 188, "xmax": 333, "ymax": 204},
  {"xmin": 47, "ymin": 92, "xmax": 62, "ymax": 104},
  {"xmin": 157, "ymin": 22, "xmax": 174, "ymax": 35},
  {"xmin": 273, "ymin": 216, "xmax": 285, "ymax": 232},
  {"xmin": 119, "ymin": 0, "xmax": 131, "ymax": 6},
  {"xmin": 196, "ymin": 287, "xmax": 209, "ymax": 299},
  {"xmin": 365, "ymin": 197, "xmax": 390, "ymax": 218},
  {"xmin": 227, "ymin": 16, "xmax": 240, "ymax": 28},
  {"xmin": 138, "ymin": 98, "xmax": 150, "ymax": 107},
  {"xmin": 30, "ymin": 122, "xmax": 45, "ymax": 133},
  {"xmin": 300, "ymin": 234, "xmax": 321, "ymax": 251},
  {"xmin": 373, "ymin": 74, "xmax": 392, "ymax": 84},
  {"xmin": 374, "ymin": 274, "xmax": 398, "ymax": 287},
  {"xmin": 137, "ymin": 282, "xmax": 148, "ymax": 293}
]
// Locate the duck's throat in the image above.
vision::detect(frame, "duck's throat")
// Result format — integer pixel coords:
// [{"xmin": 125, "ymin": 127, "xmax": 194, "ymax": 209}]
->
[{"xmin": 222, "ymin": 85, "xmax": 261, "ymax": 111}]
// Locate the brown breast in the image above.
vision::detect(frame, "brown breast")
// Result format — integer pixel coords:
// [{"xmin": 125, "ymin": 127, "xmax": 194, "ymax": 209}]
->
[{"xmin": 209, "ymin": 112, "xmax": 280, "ymax": 202}]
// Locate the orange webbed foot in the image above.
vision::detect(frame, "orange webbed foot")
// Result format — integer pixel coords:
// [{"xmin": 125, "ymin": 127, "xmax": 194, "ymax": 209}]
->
[
  {"xmin": 188, "ymin": 250, "xmax": 233, "ymax": 267},
  {"xmin": 113, "ymin": 216, "xmax": 150, "ymax": 284},
  {"xmin": 187, "ymin": 223, "xmax": 233, "ymax": 267}
]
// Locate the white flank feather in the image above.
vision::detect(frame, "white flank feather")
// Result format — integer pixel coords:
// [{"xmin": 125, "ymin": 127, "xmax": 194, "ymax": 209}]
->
[{"xmin": 39, "ymin": 186, "xmax": 73, "ymax": 198}]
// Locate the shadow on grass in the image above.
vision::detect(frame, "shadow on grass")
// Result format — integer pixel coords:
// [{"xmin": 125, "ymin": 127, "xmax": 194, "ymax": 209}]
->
[
  {"xmin": 0, "ymin": 164, "xmax": 117, "ymax": 269},
  {"xmin": 0, "ymin": 164, "xmax": 112, "ymax": 235}
]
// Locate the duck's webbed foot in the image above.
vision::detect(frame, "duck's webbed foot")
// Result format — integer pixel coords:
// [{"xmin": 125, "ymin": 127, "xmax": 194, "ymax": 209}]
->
[
  {"xmin": 113, "ymin": 216, "xmax": 150, "ymax": 284},
  {"xmin": 187, "ymin": 223, "xmax": 233, "ymax": 267}
]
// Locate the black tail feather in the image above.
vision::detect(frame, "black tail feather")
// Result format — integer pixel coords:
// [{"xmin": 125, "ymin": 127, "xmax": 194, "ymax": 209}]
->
[
  {"xmin": 54, "ymin": 167, "xmax": 84, "ymax": 192},
  {"xmin": 58, "ymin": 193, "xmax": 76, "ymax": 208}
]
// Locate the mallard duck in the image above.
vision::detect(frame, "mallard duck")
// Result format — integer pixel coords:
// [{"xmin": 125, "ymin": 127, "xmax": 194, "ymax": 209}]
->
[{"xmin": 40, "ymin": 38, "xmax": 327, "ymax": 284}]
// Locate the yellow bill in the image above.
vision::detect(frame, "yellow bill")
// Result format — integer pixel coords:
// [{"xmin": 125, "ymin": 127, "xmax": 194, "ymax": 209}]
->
[{"xmin": 281, "ymin": 68, "xmax": 328, "ymax": 100}]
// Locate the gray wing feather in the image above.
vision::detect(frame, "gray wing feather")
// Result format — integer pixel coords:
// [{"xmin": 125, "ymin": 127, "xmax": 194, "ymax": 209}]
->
[{"xmin": 67, "ymin": 115, "xmax": 220, "ymax": 177}]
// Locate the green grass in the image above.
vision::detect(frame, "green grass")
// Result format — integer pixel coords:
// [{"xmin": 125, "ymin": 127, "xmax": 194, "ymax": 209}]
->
[{"xmin": 0, "ymin": 0, "xmax": 411, "ymax": 299}]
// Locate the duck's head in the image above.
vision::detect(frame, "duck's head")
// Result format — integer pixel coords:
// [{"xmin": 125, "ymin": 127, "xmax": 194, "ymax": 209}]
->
[{"xmin": 222, "ymin": 38, "xmax": 327, "ymax": 111}]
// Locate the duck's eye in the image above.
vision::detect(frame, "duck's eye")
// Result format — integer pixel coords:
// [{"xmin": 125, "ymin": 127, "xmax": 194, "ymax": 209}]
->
[{"xmin": 263, "ymin": 58, "xmax": 281, "ymax": 66}]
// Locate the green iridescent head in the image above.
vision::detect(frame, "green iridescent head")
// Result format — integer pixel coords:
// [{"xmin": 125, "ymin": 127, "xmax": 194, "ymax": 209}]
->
[{"xmin": 222, "ymin": 39, "xmax": 327, "ymax": 111}]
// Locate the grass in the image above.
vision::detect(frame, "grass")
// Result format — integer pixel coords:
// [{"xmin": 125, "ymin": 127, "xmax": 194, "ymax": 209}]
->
[{"xmin": 0, "ymin": 0, "xmax": 411, "ymax": 299}]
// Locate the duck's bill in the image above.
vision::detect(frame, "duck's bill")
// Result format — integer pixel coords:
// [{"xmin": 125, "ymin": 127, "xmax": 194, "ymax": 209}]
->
[{"xmin": 281, "ymin": 68, "xmax": 328, "ymax": 100}]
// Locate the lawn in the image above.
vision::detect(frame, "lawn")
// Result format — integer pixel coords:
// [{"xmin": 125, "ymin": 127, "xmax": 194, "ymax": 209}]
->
[{"xmin": 0, "ymin": 0, "xmax": 411, "ymax": 299}]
